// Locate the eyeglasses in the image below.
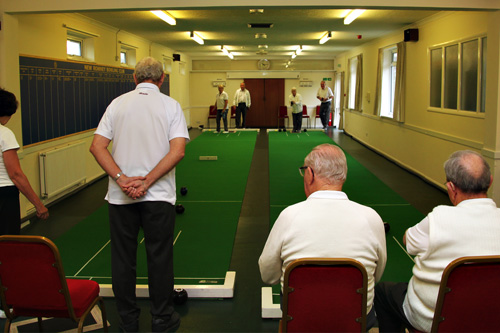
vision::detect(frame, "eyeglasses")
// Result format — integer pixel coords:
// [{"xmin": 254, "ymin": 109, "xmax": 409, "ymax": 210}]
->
[{"xmin": 299, "ymin": 166, "xmax": 315, "ymax": 179}]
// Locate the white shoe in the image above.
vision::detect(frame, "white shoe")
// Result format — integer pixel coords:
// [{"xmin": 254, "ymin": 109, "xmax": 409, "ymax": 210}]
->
[
  {"xmin": 0, "ymin": 309, "xmax": 6, "ymax": 319},
  {"xmin": 223, "ymin": 131, "xmax": 229, "ymax": 134}
]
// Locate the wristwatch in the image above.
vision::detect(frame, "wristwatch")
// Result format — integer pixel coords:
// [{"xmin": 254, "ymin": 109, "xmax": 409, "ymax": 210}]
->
[{"xmin": 114, "ymin": 172, "xmax": 122, "ymax": 181}]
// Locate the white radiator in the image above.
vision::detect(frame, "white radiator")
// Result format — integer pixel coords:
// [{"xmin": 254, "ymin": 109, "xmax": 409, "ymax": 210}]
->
[{"xmin": 39, "ymin": 141, "xmax": 87, "ymax": 199}]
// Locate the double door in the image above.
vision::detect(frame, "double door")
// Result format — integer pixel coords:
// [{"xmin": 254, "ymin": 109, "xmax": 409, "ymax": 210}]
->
[{"xmin": 244, "ymin": 79, "xmax": 284, "ymax": 128}]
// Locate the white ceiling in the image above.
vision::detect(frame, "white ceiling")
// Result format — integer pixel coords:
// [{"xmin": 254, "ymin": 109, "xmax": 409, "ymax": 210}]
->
[{"xmin": 81, "ymin": 7, "xmax": 444, "ymax": 60}]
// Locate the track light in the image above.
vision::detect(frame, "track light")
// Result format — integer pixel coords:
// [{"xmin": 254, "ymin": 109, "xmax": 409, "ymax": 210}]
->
[
  {"xmin": 190, "ymin": 31, "xmax": 204, "ymax": 45},
  {"xmin": 319, "ymin": 32, "xmax": 332, "ymax": 44},
  {"xmin": 151, "ymin": 10, "xmax": 176, "ymax": 25},
  {"xmin": 344, "ymin": 9, "xmax": 365, "ymax": 25},
  {"xmin": 221, "ymin": 46, "xmax": 234, "ymax": 59}
]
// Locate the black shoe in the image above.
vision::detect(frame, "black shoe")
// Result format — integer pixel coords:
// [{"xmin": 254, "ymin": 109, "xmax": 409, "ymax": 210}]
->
[
  {"xmin": 152, "ymin": 312, "xmax": 181, "ymax": 332},
  {"xmin": 120, "ymin": 320, "xmax": 139, "ymax": 332}
]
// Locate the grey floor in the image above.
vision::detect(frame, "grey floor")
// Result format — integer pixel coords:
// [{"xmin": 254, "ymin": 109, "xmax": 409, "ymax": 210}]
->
[{"xmin": 5, "ymin": 128, "xmax": 449, "ymax": 332}]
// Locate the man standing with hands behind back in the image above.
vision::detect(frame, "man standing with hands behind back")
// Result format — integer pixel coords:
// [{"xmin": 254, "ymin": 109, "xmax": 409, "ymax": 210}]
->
[
  {"xmin": 215, "ymin": 84, "xmax": 229, "ymax": 133},
  {"xmin": 233, "ymin": 82, "xmax": 251, "ymax": 128},
  {"xmin": 316, "ymin": 80, "xmax": 333, "ymax": 131},
  {"xmin": 90, "ymin": 57, "xmax": 189, "ymax": 332}
]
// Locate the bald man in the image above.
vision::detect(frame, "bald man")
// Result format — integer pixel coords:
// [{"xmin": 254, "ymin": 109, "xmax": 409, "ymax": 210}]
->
[
  {"xmin": 289, "ymin": 87, "xmax": 303, "ymax": 133},
  {"xmin": 233, "ymin": 82, "xmax": 251, "ymax": 128},
  {"xmin": 259, "ymin": 144, "xmax": 386, "ymax": 330},
  {"xmin": 375, "ymin": 150, "xmax": 500, "ymax": 332}
]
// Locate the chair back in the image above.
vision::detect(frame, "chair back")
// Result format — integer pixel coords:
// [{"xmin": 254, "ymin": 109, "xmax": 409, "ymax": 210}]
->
[
  {"xmin": 315, "ymin": 105, "xmax": 321, "ymax": 117},
  {"xmin": 278, "ymin": 106, "xmax": 288, "ymax": 117},
  {"xmin": 281, "ymin": 258, "xmax": 367, "ymax": 332},
  {"xmin": 209, "ymin": 105, "xmax": 217, "ymax": 116},
  {"xmin": 302, "ymin": 105, "xmax": 308, "ymax": 116},
  {"xmin": 231, "ymin": 105, "xmax": 236, "ymax": 116},
  {"xmin": 431, "ymin": 255, "xmax": 500, "ymax": 332},
  {"xmin": 0, "ymin": 235, "xmax": 76, "ymax": 319}
]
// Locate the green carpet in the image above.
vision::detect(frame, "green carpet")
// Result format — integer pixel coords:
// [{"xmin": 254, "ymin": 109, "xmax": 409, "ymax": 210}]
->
[
  {"xmin": 268, "ymin": 131, "xmax": 423, "ymax": 283},
  {"xmin": 55, "ymin": 131, "xmax": 257, "ymax": 285}
]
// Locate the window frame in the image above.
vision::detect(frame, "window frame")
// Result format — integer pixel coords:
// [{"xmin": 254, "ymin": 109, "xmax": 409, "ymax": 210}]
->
[
  {"xmin": 66, "ymin": 36, "xmax": 84, "ymax": 59},
  {"xmin": 428, "ymin": 35, "xmax": 487, "ymax": 118},
  {"xmin": 380, "ymin": 45, "xmax": 398, "ymax": 119}
]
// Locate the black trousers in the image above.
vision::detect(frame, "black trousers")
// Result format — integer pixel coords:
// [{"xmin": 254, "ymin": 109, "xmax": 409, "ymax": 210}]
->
[
  {"xmin": 374, "ymin": 281, "xmax": 415, "ymax": 332},
  {"xmin": 236, "ymin": 102, "xmax": 247, "ymax": 128},
  {"xmin": 0, "ymin": 186, "xmax": 21, "ymax": 235},
  {"xmin": 216, "ymin": 109, "xmax": 228, "ymax": 132},
  {"xmin": 319, "ymin": 101, "xmax": 331, "ymax": 128},
  {"xmin": 109, "ymin": 202, "xmax": 176, "ymax": 325},
  {"xmin": 292, "ymin": 112, "xmax": 302, "ymax": 132}
]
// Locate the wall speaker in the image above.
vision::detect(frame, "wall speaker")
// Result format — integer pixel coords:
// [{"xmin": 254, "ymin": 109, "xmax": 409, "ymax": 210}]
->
[
  {"xmin": 173, "ymin": 54, "xmax": 181, "ymax": 62},
  {"xmin": 404, "ymin": 29, "xmax": 419, "ymax": 42}
]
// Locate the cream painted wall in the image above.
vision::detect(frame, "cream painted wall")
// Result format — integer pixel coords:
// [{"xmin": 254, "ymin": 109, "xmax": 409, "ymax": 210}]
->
[
  {"xmin": 2, "ymin": 12, "xmax": 191, "ymax": 219},
  {"xmin": 338, "ymin": 10, "xmax": 500, "ymax": 202},
  {"xmin": 189, "ymin": 67, "xmax": 335, "ymax": 128}
]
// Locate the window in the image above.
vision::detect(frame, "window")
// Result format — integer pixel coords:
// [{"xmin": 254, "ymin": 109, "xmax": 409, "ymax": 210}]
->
[
  {"xmin": 348, "ymin": 56, "xmax": 358, "ymax": 109},
  {"xmin": 429, "ymin": 36, "xmax": 486, "ymax": 114},
  {"xmin": 120, "ymin": 51, "xmax": 127, "ymax": 64},
  {"xmin": 67, "ymin": 38, "xmax": 82, "ymax": 57},
  {"xmin": 380, "ymin": 46, "xmax": 397, "ymax": 118}
]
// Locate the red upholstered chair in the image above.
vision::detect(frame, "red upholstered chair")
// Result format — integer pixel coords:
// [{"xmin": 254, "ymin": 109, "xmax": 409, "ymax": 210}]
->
[
  {"xmin": 278, "ymin": 106, "xmax": 289, "ymax": 129},
  {"xmin": 314, "ymin": 105, "xmax": 321, "ymax": 128},
  {"xmin": 301, "ymin": 105, "xmax": 310, "ymax": 128},
  {"xmin": 207, "ymin": 105, "xmax": 217, "ymax": 129},
  {"xmin": 429, "ymin": 255, "xmax": 500, "ymax": 332},
  {"xmin": 0, "ymin": 235, "xmax": 108, "ymax": 333},
  {"xmin": 230, "ymin": 105, "xmax": 236, "ymax": 128},
  {"xmin": 280, "ymin": 258, "xmax": 367, "ymax": 332}
]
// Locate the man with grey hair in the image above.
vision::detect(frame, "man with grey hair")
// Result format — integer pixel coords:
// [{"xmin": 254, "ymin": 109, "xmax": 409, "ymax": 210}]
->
[
  {"xmin": 259, "ymin": 143, "xmax": 386, "ymax": 329},
  {"xmin": 375, "ymin": 150, "xmax": 500, "ymax": 332},
  {"xmin": 289, "ymin": 87, "xmax": 303, "ymax": 133},
  {"xmin": 91, "ymin": 56, "xmax": 189, "ymax": 332},
  {"xmin": 316, "ymin": 80, "xmax": 333, "ymax": 131}
]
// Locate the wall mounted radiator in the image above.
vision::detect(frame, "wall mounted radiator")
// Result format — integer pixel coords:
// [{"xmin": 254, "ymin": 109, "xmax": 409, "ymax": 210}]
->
[{"xmin": 39, "ymin": 141, "xmax": 87, "ymax": 199}]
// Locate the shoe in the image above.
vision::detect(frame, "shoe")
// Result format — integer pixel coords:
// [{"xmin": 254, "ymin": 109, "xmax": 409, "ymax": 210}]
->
[
  {"xmin": 120, "ymin": 320, "xmax": 139, "ymax": 332},
  {"xmin": 0, "ymin": 309, "xmax": 6, "ymax": 319},
  {"xmin": 223, "ymin": 131, "xmax": 229, "ymax": 134},
  {"xmin": 152, "ymin": 312, "xmax": 181, "ymax": 332}
]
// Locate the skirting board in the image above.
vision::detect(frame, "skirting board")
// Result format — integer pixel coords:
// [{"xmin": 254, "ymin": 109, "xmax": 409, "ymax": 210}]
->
[{"xmin": 99, "ymin": 271, "xmax": 236, "ymax": 299}]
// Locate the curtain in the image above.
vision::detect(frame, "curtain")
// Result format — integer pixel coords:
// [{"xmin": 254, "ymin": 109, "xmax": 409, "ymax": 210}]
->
[
  {"xmin": 354, "ymin": 54, "xmax": 363, "ymax": 111},
  {"xmin": 393, "ymin": 42, "xmax": 406, "ymax": 122},
  {"xmin": 373, "ymin": 48, "xmax": 383, "ymax": 116}
]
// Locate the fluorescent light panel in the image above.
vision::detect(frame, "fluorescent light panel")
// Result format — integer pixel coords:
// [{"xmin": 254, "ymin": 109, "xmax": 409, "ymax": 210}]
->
[
  {"xmin": 295, "ymin": 46, "xmax": 302, "ymax": 55},
  {"xmin": 221, "ymin": 46, "xmax": 234, "ymax": 59},
  {"xmin": 190, "ymin": 31, "xmax": 204, "ymax": 45},
  {"xmin": 319, "ymin": 32, "xmax": 332, "ymax": 44},
  {"xmin": 344, "ymin": 9, "xmax": 365, "ymax": 25},
  {"xmin": 151, "ymin": 10, "xmax": 176, "ymax": 25}
]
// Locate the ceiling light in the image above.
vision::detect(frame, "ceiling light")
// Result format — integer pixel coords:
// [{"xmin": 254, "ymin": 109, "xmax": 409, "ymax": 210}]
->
[
  {"xmin": 344, "ymin": 9, "xmax": 365, "ymax": 25},
  {"xmin": 291, "ymin": 52, "xmax": 297, "ymax": 59},
  {"xmin": 190, "ymin": 31, "xmax": 204, "ymax": 45},
  {"xmin": 151, "ymin": 10, "xmax": 176, "ymax": 26},
  {"xmin": 319, "ymin": 31, "xmax": 332, "ymax": 44},
  {"xmin": 295, "ymin": 46, "xmax": 303, "ymax": 55},
  {"xmin": 258, "ymin": 45, "xmax": 268, "ymax": 49},
  {"xmin": 249, "ymin": 9, "xmax": 264, "ymax": 14},
  {"xmin": 255, "ymin": 33, "xmax": 267, "ymax": 39},
  {"xmin": 221, "ymin": 46, "xmax": 234, "ymax": 59}
]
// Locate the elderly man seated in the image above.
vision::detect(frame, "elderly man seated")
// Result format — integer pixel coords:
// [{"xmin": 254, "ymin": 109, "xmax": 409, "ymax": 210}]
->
[
  {"xmin": 375, "ymin": 150, "xmax": 500, "ymax": 332},
  {"xmin": 259, "ymin": 143, "xmax": 387, "ymax": 329}
]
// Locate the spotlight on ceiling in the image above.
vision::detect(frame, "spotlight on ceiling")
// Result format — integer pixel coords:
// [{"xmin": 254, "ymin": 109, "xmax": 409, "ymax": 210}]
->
[
  {"xmin": 255, "ymin": 33, "xmax": 268, "ymax": 39},
  {"xmin": 190, "ymin": 31, "xmax": 204, "ymax": 45},
  {"xmin": 319, "ymin": 32, "xmax": 332, "ymax": 44},
  {"xmin": 249, "ymin": 9, "xmax": 264, "ymax": 14},
  {"xmin": 150, "ymin": 10, "xmax": 176, "ymax": 26},
  {"xmin": 344, "ymin": 9, "xmax": 366, "ymax": 25}
]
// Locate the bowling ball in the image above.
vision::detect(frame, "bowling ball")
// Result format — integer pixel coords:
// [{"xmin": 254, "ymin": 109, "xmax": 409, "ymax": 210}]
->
[
  {"xmin": 303, "ymin": 128, "xmax": 307, "ymax": 132},
  {"xmin": 175, "ymin": 204, "xmax": 185, "ymax": 214},
  {"xmin": 278, "ymin": 128, "xmax": 282, "ymax": 132},
  {"xmin": 180, "ymin": 187, "xmax": 188, "ymax": 196},
  {"xmin": 173, "ymin": 288, "xmax": 188, "ymax": 305}
]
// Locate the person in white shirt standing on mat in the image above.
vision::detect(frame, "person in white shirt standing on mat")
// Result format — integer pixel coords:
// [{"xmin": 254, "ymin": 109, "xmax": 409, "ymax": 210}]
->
[
  {"xmin": 90, "ymin": 57, "xmax": 189, "ymax": 333},
  {"xmin": 233, "ymin": 82, "xmax": 251, "ymax": 129},
  {"xmin": 316, "ymin": 81, "xmax": 333, "ymax": 131},
  {"xmin": 259, "ymin": 143, "xmax": 386, "ymax": 330},
  {"xmin": 215, "ymin": 84, "xmax": 229, "ymax": 133},
  {"xmin": 289, "ymin": 87, "xmax": 303, "ymax": 133}
]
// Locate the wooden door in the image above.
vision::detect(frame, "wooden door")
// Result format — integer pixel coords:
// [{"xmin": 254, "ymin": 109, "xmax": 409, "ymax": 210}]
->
[{"xmin": 244, "ymin": 79, "xmax": 284, "ymax": 127}]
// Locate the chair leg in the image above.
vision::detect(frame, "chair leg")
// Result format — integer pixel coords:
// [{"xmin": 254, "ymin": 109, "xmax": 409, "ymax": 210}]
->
[
  {"xmin": 37, "ymin": 317, "xmax": 43, "ymax": 332},
  {"xmin": 99, "ymin": 298, "xmax": 108, "ymax": 332},
  {"xmin": 4, "ymin": 318, "xmax": 12, "ymax": 333}
]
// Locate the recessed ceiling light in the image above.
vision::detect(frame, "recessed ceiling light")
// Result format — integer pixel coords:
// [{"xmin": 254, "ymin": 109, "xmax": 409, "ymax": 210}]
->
[
  {"xmin": 255, "ymin": 33, "xmax": 267, "ymax": 39},
  {"xmin": 249, "ymin": 9, "xmax": 264, "ymax": 14},
  {"xmin": 258, "ymin": 45, "xmax": 268, "ymax": 49}
]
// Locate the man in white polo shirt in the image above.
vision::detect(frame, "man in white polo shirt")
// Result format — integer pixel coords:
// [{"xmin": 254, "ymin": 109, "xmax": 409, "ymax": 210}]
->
[
  {"xmin": 375, "ymin": 150, "xmax": 500, "ymax": 332},
  {"xmin": 90, "ymin": 57, "xmax": 189, "ymax": 332},
  {"xmin": 259, "ymin": 144, "xmax": 387, "ymax": 330}
]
